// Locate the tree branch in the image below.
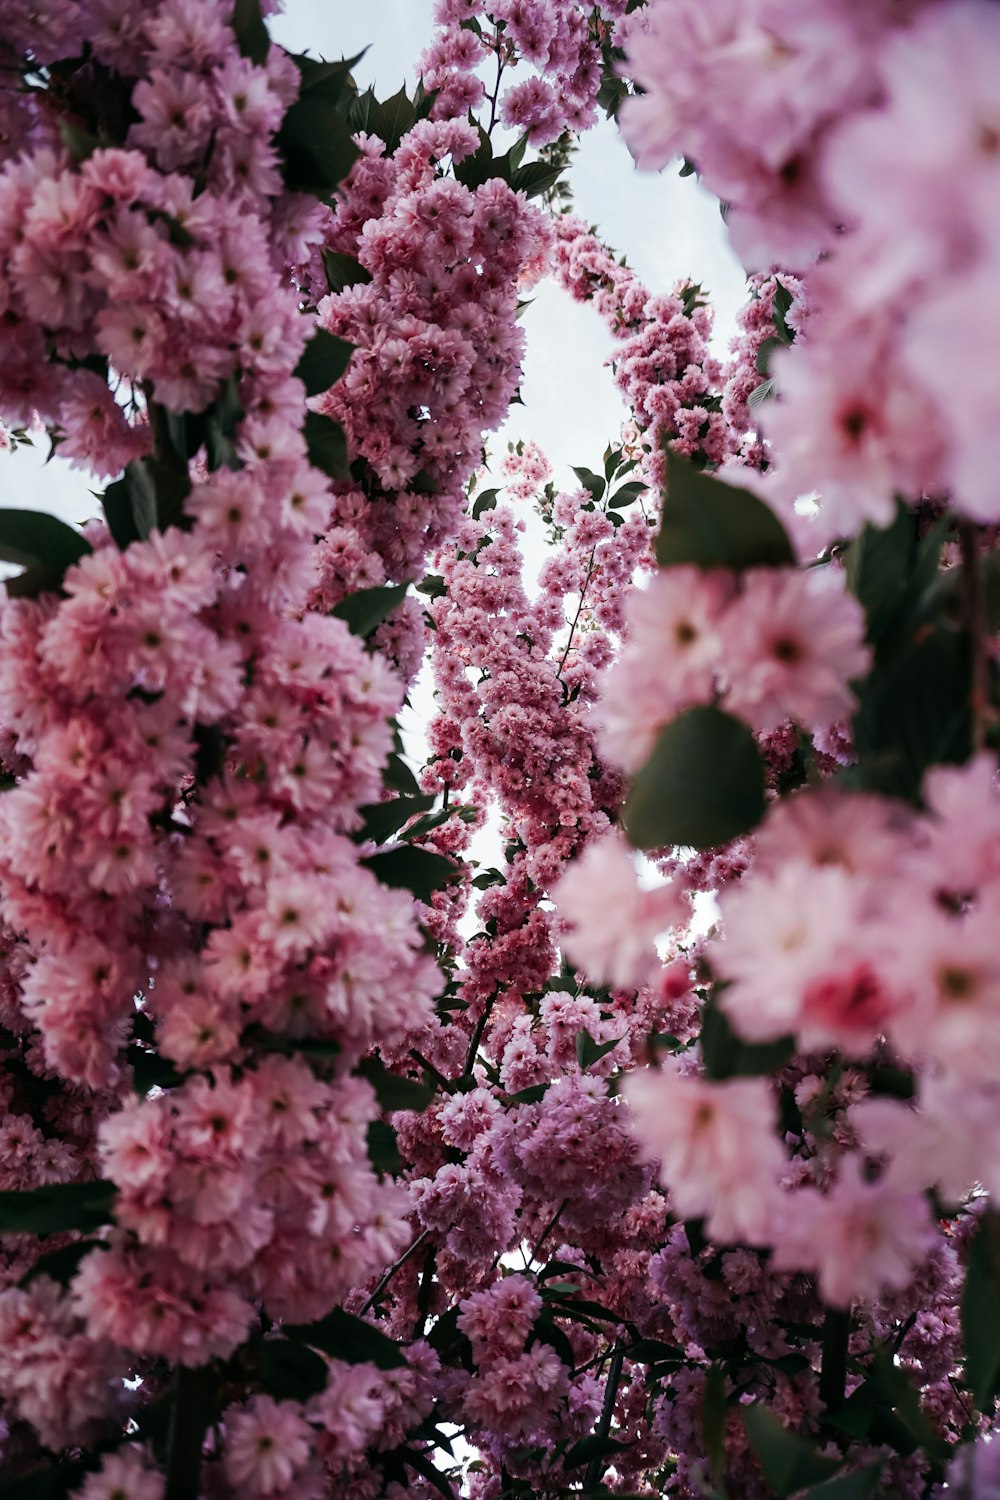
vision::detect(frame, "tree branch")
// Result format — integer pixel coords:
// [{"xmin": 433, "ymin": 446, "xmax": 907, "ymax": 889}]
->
[
  {"xmin": 959, "ymin": 520, "xmax": 991, "ymax": 753},
  {"xmin": 165, "ymin": 1364, "xmax": 212, "ymax": 1500},
  {"xmin": 582, "ymin": 1342, "xmax": 625, "ymax": 1490},
  {"xmin": 360, "ymin": 1228, "xmax": 431, "ymax": 1315},
  {"xmin": 819, "ymin": 1304, "xmax": 850, "ymax": 1414}
]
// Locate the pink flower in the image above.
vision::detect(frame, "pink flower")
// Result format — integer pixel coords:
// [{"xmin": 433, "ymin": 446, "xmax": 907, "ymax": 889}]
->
[
  {"xmin": 598, "ymin": 567, "xmax": 732, "ymax": 772},
  {"xmin": 722, "ymin": 567, "xmax": 870, "ymax": 733},
  {"xmin": 716, "ymin": 861, "xmax": 898, "ymax": 1053},
  {"xmin": 771, "ymin": 1156, "xmax": 936, "ymax": 1307},
  {"xmin": 625, "ymin": 1060, "xmax": 785, "ymax": 1244},
  {"xmin": 223, "ymin": 1395, "xmax": 312, "ymax": 1497},
  {"xmin": 70, "ymin": 1446, "xmax": 164, "ymax": 1500},
  {"xmin": 886, "ymin": 901, "xmax": 1000, "ymax": 1077},
  {"xmin": 553, "ymin": 832, "xmax": 686, "ymax": 990}
]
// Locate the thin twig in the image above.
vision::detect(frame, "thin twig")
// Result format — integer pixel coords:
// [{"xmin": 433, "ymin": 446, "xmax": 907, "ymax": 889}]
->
[
  {"xmin": 528, "ymin": 1198, "xmax": 568, "ymax": 1265},
  {"xmin": 361, "ymin": 1228, "xmax": 431, "ymax": 1315},
  {"xmin": 410, "ymin": 1048, "xmax": 452, "ymax": 1092},
  {"xmin": 486, "ymin": 51, "xmax": 505, "ymax": 136},
  {"xmin": 555, "ymin": 544, "xmax": 599, "ymax": 681}
]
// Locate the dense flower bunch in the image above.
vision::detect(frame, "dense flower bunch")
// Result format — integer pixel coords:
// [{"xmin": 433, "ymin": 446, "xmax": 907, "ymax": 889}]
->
[
  {"xmin": 421, "ymin": 0, "xmax": 634, "ymax": 145},
  {"xmin": 551, "ymin": 214, "xmax": 734, "ymax": 484},
  {"xmin": 310, "ymin": 122, "xmax": 550, "ymax": 589},
  {"xmin": 2, "ymin": 0, "xmax": 1000, "ymax": 1496}
]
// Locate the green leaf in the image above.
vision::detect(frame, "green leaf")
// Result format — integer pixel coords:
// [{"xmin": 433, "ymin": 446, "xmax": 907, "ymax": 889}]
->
[
  {"xmin": 563, "ymin": 1434, "xmax": 629, "ymax": 1469},
  {"xmin": 102, "ymin": 457, "xmax": 191, "ymax": 550},
  {"xmin": 852, "ymin": 627, "xmax": 970, "ymax": 801},
  {"xmin": 416, "ymin": 573, "xmax": 447, "ymax": 599},
  {"xmin": 304, "ymin": 410, "xmax": 351, "ymax": 479},
  {"xmin": 755, "ymin": 336, "xmax": 786, "ymax": 377},
  {"xmin": 532, "ymin": 1312, "xmax": 577, "ymax": 1371},
  {"xmin": 332, "ymin": 582, "xmax": 408, "ymax": 639},
  {"xmin": 400, "ymin": 806, "xmax": 464, "ymax": 842},
  {"xmin": 277, "ymin": 97, "xmax": 360, "ymax": 195},
  {"xmin": 284, "ymin": 1306, "xmax": 408, "ymax": 1369},
  {"xmin": 362, "ymin": 844, "xmax": 459, "ymax": 903},
  {"xmin": 384, "ymin": 752, "xmax": 421, "ymax": 797},
  {"xmin": 772, "ymin": 280, "xmax": 795, "ymax": 342},
  {"xmin": 357, "ymin": 793, "xmax": 436, "ymax": 844},
  {"xmin": 231, "ymin": 0, "xmax": 270, "ymax": 62},
  {"xmin": 506, "ymin": 1082, "xmax": 548, "ymax": 1106},
  {"xmin": 700, "ymin": 997, "xmax": 794, "ymax": 1081},
  {"xmin": 294, "ymin": 331, "xmax": 354, "ymax": 397},
  {"xmin": 0, "ymin": 1461, "xmax": 87, "ymax": 1500},
  {"xmin": 610, "ymin": 480, "xmax": 646, "ymax": 508},
  {"xmin": 59, "ymin": 119, "xmax": 98, "ymax": 162},
  {"xmin": 128, "ymin": 1042, "xmax": 185, "ymax": 1094},
  {"xmin": 702, "ymin": 1364, "xmax": 727, "ymax": 1481},
  {"xmin": 246, "ymin": 1029, "xmax": 341, "ymax": 1062},
  {"xmin": 453, "ymin": 128, "xmax": 500, "ymax": 191},
  {"xmin": 255, "ymin": 1337, "xmax": 330, "ymax": 1400},
  {"xmin": 747, "ymin": 378, "xmax": 776, "ymax": 410},
  {"xmin": 510, "ymin": 160, "xmax": 564, "ymax": 198},
  {"xmin": 348, "ymin": 85, "xmax": 379, "ymax": 135},
  {"xmin": 322, "ymin": 250, "xmax": 371, "ymax": 293},
  {"xmin": 367, "ymin": 1118, "xmax": 403, "ymax": 1176},
  {"xmin": 356, "ymin": 1056, "xmax": 436, "ymax": 1113},
  {"xmin": 371, "ymin": 86, "xmax": 417, "ymax": 153},
  {"xmin": 572, "ymin": 466, "xmax": 606, "ymax": 503},
  {"xmin": 963, "ymin": 1216, "xmax": 1000, "ymax": 1409},
  {"xmin": 0, "ymin": 1181, "xmax": 116, "ymax": 1237},
  {"xmin": 472, "ymin": 487, "xmax": 500, "ymax": 520},
  {"xmin": 836, "ymin": 1354, "xmax": 947, "ymax": 1460},
  {"xmin": 293, "ymin": 50, "xmax": 367, "ymax": 102},
  {"xmin": 19, "ymin": 1239, "xmax": 107, "ymax": 1289},
  {"xmin": 623, "ymin": 705, "xmax": 766, "ymax": 851},
  {"xmin": 743, "ymin": 1405, "xmax": 842, "ymax": 1495},
  {"xmin": 0, "ymin": 509, "xmax": 92, "ymax": 594},
  {"xmin": 102, "ymin": 477, "xmax": 144, "ymax": 551},
  {"xmin": 843, "ymin": 503, "xmax": 947, "ymax": 656},
  {"xmin": 799, "ymin": 1465, "xmax": 882, "ymax": 1500},
  {"xmin": 575, "ymin": 1028, "xmax": 620, "ymax": 1071},
  {"xmin": 656, "ymin": 451, "xmax": 795, "ymax": 571}
]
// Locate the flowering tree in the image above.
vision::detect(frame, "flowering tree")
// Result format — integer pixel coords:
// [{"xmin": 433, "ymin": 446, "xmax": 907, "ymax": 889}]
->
[{"xmin": 0, "ymin": 0, "xmax": 999, "ymax": 1497}]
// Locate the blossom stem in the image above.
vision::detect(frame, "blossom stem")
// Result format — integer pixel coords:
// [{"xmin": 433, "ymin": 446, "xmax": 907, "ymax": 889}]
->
[
  {"xmin": 819, "ymin": 1304, "xmax": 851, "ymax": 1414},
  {"xmin": 556, "ymin": 544, "xmax": 599, "ymax": 683}
]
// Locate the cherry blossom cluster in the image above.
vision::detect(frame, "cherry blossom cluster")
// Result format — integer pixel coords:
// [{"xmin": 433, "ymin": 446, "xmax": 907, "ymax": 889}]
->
[
  {"xmin": 1, "ymin": 0, "xmax": 999, "ymax": 1493},
  {"xmin": 0, "ymin": 1, "xmax": 306, "ymax": 474},
  {"xmin": 598, "ymin": 559, "xmax": 870, "ymax": 773},
  {"xmin": 0, "ymin": 1, "xmax": 448, "ymax": 1488},
  {"xmin": 310, "ymin": 122, "xmax": 551, "ymax": 593},
  {"xmin": 551, "ymin": 214, "xmax": 734, "ymax": 484},
  {"xmin": 421, "ymin": 0, "xmax": 633, "ymax": 145},
  {"xmin": 621, "ymin": 0, "xmax": 1000, "ymax": 543}
]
